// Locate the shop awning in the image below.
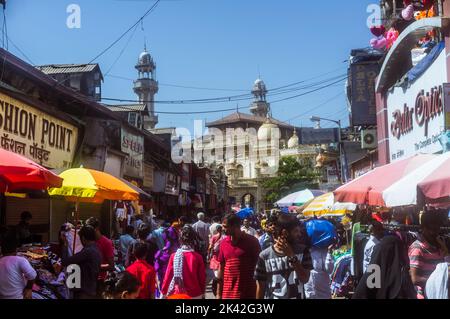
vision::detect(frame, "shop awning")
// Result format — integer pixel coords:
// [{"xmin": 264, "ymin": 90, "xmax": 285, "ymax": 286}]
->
[{"xmin": 335, "ymin": 153, "xmax": 450, "ymax": 207}]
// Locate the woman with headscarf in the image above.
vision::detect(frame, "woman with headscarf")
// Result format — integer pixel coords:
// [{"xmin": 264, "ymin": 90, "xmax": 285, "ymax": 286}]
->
[
  {"xmin": 353, "ymin": 235, "xmax": 417, "ymax": 299},
  {"xmin": 161, "ymin": 225, "xmax": 206, "ymax": 299}
]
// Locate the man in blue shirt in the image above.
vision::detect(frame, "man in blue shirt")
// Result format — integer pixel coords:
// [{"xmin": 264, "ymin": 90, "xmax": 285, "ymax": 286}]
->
[
  {"xmin": 149, "ymin": 220, "xmax": 166, "ymax": 250},
  {"xmin": 119, "ymin": 225, "xmax": 136, "ymax": 264}
]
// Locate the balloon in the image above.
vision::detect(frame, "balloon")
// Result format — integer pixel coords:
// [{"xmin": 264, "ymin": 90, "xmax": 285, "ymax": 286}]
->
[
  {"xmin": 370, "ymin": 36, "xmax": 387, "ymax": 50},
  {"xmin": 370, "ymin": 25, "xmax": 386, "ymax": 37},
  {"xmin": 402, "ymin": 4, "xmax": 414, "ymax": 21},
  {"xmin": 386, "ymin": 28, "xmax": 399, "ymax": 49}
]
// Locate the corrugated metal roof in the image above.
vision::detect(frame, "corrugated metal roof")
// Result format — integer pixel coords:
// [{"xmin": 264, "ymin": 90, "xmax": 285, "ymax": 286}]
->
[
  {"xmin": 104, "ymin": 104, "xmax": 147, "ymax": 112},
  {"xmin": 36, "ymin": 64, "xmax": 101, "ymax": 75}
]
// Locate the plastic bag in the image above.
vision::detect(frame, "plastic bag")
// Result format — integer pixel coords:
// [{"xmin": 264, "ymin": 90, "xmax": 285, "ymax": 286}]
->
[{"xmin": 306, "ymin": 219, "xmax": 337, "ymax": 248}]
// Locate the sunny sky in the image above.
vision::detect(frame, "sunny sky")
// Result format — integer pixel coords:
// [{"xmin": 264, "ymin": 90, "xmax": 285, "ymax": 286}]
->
[{"xmin": 5, "ymin": 0, "xmax": 377, "ymax": 133}]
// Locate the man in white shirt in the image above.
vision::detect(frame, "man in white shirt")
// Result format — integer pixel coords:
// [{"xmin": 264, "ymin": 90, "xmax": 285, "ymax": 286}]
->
[
  {"xmin": 209, "ymin": 216, "xmax": 221, "ymax": 239},
  {"xmin": 241, "ymin": 218, "xmax": 257, "ymax": 237},
  {"xmin": 0, "ymin": 233, "xmax": 37, "ymax": 299},
  {"xmin": 362, "ymin": 221, "xmax": 384, "ymax": 273}
]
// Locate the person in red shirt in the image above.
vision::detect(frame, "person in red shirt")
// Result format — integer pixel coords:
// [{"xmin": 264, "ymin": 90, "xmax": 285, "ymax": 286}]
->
[
  {"xmin": 86, "ymin": 217, "xmax": 115, "ymax": 296},
  {"xmin": 217, "ymin": 213, "xmax": 261, "ymax": 299},
  {"xmin": 161, "ymin": 225, "xmax": 206, "ymax": 299},
  {"xmin": 126, "ymin": 242, "xmax": 156, "ymax": 299}
]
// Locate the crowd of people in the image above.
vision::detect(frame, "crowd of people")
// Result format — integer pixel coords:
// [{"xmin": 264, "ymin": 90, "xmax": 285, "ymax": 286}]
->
[{"xmin": 0, "ymin": 207, "xmax": 449, "ymax": 300}]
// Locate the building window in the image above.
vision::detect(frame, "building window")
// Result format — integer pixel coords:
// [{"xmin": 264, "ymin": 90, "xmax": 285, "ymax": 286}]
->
[
  {"xmin": 237, "ymin": 165, "xmax": 244, "ymax": 178},
  {"xmin": 128, "ymin": 112, "xmax": 137, "ymax": 127}
]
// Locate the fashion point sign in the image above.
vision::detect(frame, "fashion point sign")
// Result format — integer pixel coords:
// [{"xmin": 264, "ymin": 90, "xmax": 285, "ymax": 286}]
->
[
  {"xmin": 0, "ymin": 92, "xmax": 78, "ymax": 168},
  {"xmin": 387, "ymin": 50, "xmax": 447, "ymax": 162}
]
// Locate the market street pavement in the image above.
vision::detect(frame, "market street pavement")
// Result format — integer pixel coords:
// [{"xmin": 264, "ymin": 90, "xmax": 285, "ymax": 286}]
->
[{"xmin": 205, "ymin": 267, "xmax": 215, "ymax": 299}]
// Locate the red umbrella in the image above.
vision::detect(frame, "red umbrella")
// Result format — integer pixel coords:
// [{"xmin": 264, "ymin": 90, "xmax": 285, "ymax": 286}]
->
[
  {"xmin": 334, "ymin": 154, "xmax": 435, "ymax": 206},
  {"xmin": 0, "ymin": 148, "xmax": 63, "ymax": 192}
]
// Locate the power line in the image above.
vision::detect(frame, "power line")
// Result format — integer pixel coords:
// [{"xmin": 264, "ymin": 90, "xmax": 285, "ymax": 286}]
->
[
  {"xmin": 7, "ymin": 36, "xmax": 34, "ymax": 65},
  {"xmin": 269, "ymin": 77, "xmax": 347, "ymax": 104},
  {"xmin": 53, "ymin": 0, "xmax": 161, "ymax": 87},
  {"xmin": 88, "ymin": 0, "xmax": 161, "ymax": 64},
  {"xmin": 282, "ymin": 92, "xmax": 344, "ymax": 124},
  {"xmin": 104, "ymin": 23, "xmax": 140, "ymax": 77},
  {"xmin": 105, "ymin": 66, "xmax": 347, "ymax": 93},
  {"xmin": 104, "ymin": 78, "xmax": 345, "ymax": 114},
  {"xmin": 101, "ymin": 75, "xmax": 347, "ymax": 105}
]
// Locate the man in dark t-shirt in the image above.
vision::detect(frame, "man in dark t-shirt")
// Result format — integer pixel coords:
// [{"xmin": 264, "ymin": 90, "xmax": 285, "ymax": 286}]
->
[
  {"xmin": 255, "ymin": 214, "xmax": 313, "ymax": 299},
  {"xmin": 217, "ymin": 214, "xmax": 261, "ymax": 299}
]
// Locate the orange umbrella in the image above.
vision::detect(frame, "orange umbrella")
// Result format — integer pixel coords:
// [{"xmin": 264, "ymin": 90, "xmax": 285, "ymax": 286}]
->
[{"xmin": 49, "ymin": 167, "xmax": 139, "ymax": 252}]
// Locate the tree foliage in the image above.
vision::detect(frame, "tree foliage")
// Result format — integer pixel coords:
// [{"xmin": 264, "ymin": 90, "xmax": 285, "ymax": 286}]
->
[{"xmin": 262, "ymin": 156, "xmax": 320, "ymax": 204}]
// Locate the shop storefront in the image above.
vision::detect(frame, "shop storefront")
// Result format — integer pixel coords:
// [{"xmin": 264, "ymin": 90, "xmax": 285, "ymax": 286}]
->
[
  {"xmin": 375, "ymin": 15, "xmax": 450, "ymax": 165},
  {"xmin": 386, "ymin": 49, "xmax": 447, "ymax": 162},
  {"xmin": 0, "ymin": 90, "xmax": 80, "ymax": 241}
]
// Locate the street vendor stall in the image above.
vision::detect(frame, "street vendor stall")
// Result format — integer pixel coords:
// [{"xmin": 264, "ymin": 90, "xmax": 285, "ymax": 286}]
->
[
  {"xmin": 48, "ymin": 167, "xmax": 139, "ymax": 253},
  {"xmin": 0, "ymin": 148, "xmax": 66, "ymax": 299},
  {"xmin": 16, "ymin": 244, "xmax": 68, "ymax": 299}
]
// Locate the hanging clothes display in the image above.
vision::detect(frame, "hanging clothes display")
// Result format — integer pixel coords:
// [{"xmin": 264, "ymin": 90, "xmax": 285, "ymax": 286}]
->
[
  {"xmin": 331, "ymin": 254, "xmax": 354, "ymax": 298},
  {"xmin": 115, "ymin": 201, "xmax": 127, "ymax": 222}
]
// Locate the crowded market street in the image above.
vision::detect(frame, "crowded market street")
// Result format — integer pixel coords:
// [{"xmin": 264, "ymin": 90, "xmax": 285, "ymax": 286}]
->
[{"xmin": 0, "ymin": 0, "xmax": 450, "ymax": 305}]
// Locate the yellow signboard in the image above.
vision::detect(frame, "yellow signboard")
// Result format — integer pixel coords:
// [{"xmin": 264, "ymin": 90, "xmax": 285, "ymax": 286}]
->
[{"xmin": 0, "ymin": 92, "xmax": 78, "ymax": 168}]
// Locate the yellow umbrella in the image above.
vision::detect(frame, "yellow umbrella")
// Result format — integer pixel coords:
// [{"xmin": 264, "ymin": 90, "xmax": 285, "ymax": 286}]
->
[
  {"xmin": 49, "ymin": 168, "xmax": 139, "ymax": 253},
  {"xmin": 303, "ymin": 192, "xmax": 356, "ymax": 218},
  {"xmin": 48, "ymin": 168, "xmax": 139, "ymax": 203}
]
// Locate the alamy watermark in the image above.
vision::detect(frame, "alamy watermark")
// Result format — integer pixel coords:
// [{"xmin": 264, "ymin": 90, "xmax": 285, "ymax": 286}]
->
[
  {"xmin": 66, "ymin": 264, "xmax": 81, "ymax": 289},
  {"xmin": 366, "ymin": 264, "xmax": 381, "ymax": 289},
  {"xmin": 171, "ymin": 120, "xmax": 281, "ymax": 174},
  {"xmin": 66, "ymin": 4, "xmax": 81, "ymax": 29}
]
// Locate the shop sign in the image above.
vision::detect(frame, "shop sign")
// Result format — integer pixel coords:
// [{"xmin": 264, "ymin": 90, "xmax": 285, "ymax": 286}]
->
[
  {"xmin": 300, "ymin": 128, "xmax": 339, "ymax": 145},
  {"xmin": 143, "ymin": 163, "xmax": 154, "ymax": 189},
  {"xmin": 0, "ymin": 92, "xmax": 78, "ymax": 168},
  {"xmin": 387, "ymin": 50, "xmax": 447, "ymax": 162},
  {"xmin": 121, "ymin": 127, "xmax": 144, "ymax": 178},
  {"xmin": 390, "ymin": 86, "xmax": 443, "ymax": 140},
  {"xmin": 350, "ymin": 62, "xmax": 378, "ymax": 126},
  {"xmin": 165, "ymin": 172, "xmax": 179, "ymax": 196},
  {"xmin": 326, "ymin": 166, "xmax": 339, "ymax": 183}
]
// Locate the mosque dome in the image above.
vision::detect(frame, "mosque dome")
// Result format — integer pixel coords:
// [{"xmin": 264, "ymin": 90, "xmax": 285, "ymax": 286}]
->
[
  {"xmin": 257, "ymin": 117, "xmax": 279, "ymax": 141},
  {"xmin": 252, "ymin": 78, "xmax": 267, "ymax": 96},
  {"xmin": 287, "ymin": 128, "xmax": 299, "ymax": 148},
  {"xmin": 138, "ymin": 50, "xmax": 153, "ymax": 65}
]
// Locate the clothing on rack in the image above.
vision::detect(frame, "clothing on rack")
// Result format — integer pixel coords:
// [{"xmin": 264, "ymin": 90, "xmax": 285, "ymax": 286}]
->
[
  {"xmin": 353, "ymin": 236, "xmax": 417, "ymax": 299},
  {"xmin": 331, "ymin": 254, "xmax": 353, "ymax": 298}
]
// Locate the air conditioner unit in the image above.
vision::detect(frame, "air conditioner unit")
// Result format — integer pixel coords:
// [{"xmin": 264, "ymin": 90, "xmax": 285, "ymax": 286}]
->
[{"xmin": 361, "ymin": 129, "xmax": 377, "ymax": 149}]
